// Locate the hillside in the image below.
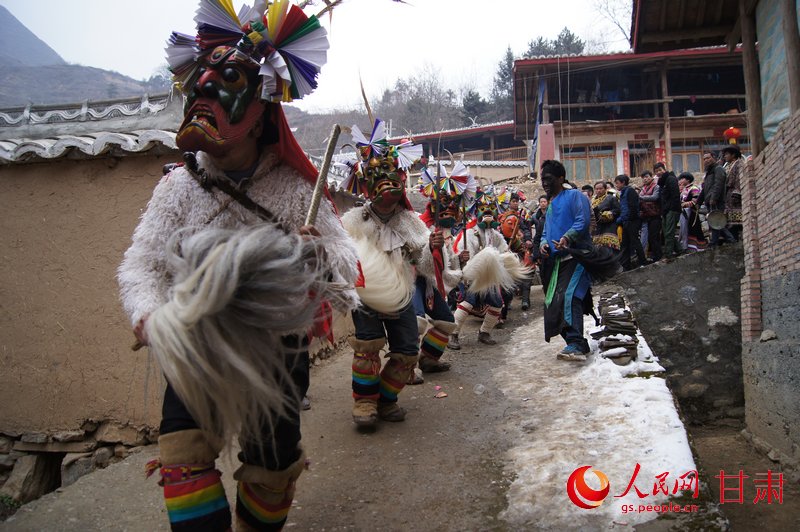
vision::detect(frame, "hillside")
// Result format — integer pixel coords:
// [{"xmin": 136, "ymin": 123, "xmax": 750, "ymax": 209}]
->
[
  {"xmin": 0, "ymin": 5, "xmax": 162, "ymax": 109},
  {"xmin": 0, "ymin": 5, "xmax": 64, "ymax": 68},
  {"xmin": 0, "ymin": 64, "xmax": 166, "ymax": 108}
]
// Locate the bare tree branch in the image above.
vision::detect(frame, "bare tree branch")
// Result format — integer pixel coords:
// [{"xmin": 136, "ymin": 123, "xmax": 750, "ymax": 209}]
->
[{"xmin": 593, "ymin": 0, "xmax": 632, "ymax": 46}]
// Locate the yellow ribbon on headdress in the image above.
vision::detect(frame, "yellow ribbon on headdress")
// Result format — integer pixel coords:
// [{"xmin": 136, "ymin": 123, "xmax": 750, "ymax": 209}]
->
[
  {"xmin": 248, "ymin": 31, "xmax": 264, "ymax": 44},
  {"xmin": 217, "ymin": 0, "xmax": 241, "ymax": 25}
]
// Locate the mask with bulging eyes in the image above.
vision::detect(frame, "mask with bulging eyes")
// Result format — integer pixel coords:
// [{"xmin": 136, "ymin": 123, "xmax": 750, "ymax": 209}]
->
[
  {"xmin": 430, "ymin": 192, "xmax": 460, "ymax": 228},
  {"xmin": 360, "ymin": 152, "xmax": 406, "ymax": 207},
  {"xmin": 176, "ymin": 46, "xmax": 266, "ymax": 156},
  {"xmin": 475, "ymin": 201, "xmax": 500, "ymax": 230}
]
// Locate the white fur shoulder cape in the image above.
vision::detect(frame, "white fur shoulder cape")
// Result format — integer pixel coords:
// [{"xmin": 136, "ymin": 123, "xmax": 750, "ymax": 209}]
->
[
  {"xmin": 341, "ymin": 204, "xmax": 430, "ymax": 314},
  {"xmin": 118, "ymin": 150, "xmax": 360, "ymax": 325}
]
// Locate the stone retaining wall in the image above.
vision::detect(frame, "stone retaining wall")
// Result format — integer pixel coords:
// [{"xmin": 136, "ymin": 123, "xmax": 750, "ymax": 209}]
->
[{"xmin": 608, "ymin": 244, "xmax": 745, "ymax": 425}]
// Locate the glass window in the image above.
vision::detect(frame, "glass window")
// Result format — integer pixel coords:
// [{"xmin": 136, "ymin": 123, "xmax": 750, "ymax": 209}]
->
[
  {"xmin": 672, "ymin": 154, "xmax": 683, "ymax": 174},
  {"xmin": 686, "ymin": 154, "xmax": 701, "ymax": 173},
  {"xmin": 574, "ymin": 159, "xmax": 587, "ymax": 181},
  {"xmin": 589, "ymin": 158, "xmax": 601, "ymax": 179},
  {"xmin": 602, "ymin": 158, "xmax": 615, "ymax": 177}
]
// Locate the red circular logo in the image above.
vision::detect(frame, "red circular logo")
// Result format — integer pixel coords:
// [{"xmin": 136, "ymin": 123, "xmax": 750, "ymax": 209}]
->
[{"xmin": 566, "ymin": 465, "xmax": 610, "ymax": 509}]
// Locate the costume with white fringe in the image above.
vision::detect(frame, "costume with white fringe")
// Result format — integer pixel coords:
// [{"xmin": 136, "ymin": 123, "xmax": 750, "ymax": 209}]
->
[
  {"xmin": 451, "ymin": 187, "xmax": 531, "ymax": 346},
  {"xmin": 117, "ymin": 2, "xmax": 358, "ymax": 530},
  {"xmin": 339, "ymin": 118, "xmax": 428, "ymax": 427},
  {"xmin": 410, "ymin": 161, "xmax": 475, "ymax": 374}
]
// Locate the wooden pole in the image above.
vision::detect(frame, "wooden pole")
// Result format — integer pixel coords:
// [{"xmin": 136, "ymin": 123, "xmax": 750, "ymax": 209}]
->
[
  {"xmin": 544, "ymin": 98, "xmax": 673, "ymax": 110},
  {"xmin": 661, "ymin": 63, "xmax": 672, "ymax": 169},
  {"xmin": 781, "ymin": 0, "xmax": 800, "ymax": 113},
  {"xmin": 305, "ymin": 124, "xmax": 341, "ymax": 226},
  {"xmin": 542, "ymin": 72, "xmax": 550, "ymax": 124},
  {"xmin": 740, "ymin": 0, "xmax": 766, "ymax": 156}
]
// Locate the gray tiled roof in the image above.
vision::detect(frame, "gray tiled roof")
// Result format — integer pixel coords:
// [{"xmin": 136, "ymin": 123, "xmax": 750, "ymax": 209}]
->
[
  {"xmin": 0, "ymin": 93, "xmax": 181, "ymax": 164},
  {"xmin": 0, "ymin": 130, "xmax": 177, "ymax": 164}
]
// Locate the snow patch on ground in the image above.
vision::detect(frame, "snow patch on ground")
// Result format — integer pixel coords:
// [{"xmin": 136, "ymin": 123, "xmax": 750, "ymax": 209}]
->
[{"xmin": 495, "ymin": 314, "xmax": 696, "ymax": 530}]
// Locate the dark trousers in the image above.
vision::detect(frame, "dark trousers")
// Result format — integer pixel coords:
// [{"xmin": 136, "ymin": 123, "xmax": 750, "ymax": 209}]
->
[
  {"xmin": 160, "ymin": 335, "xmax": 308, "ymax": 471},
  {"xmin": 501, "ymin": 288, "xmax": 514, "ymax": 319},
  {"xmin": 519, "ymin": 277, "xmax": 532, "ymax": 304},
  {"xmin": 619, "ymin": 220, "xmax": 647, "ymax": 270},
  {"xmin": 463, "ymin": 285, "xmax": 504, "ymax": 308},
  {"xmin": 662, "ymin": 210, "xmax": 682, "ymax": 256},
  {"xmin": 411, "ymin": 277, "xmax": 455, "ymax": 323},
  {"xmin": 351, "ymin": 302, "xmax": 419, "ymax": 355},
  {"xmin": 710, "ymin": 227, "xmax": 737, "ymax": 246},
  {"xmin": 643, "ymin": 217, "xmax": 662, "ymax": 260}
]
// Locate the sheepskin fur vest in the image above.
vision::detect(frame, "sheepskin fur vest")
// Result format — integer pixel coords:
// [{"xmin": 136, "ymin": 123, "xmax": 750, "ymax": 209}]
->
[
  {"xmin": 118, "ymin": 150, "xmax": 360, "ymax": 325},
  {"xmin": 455, "ymin": 226, "xmax": 509, "ymax": 256},
  {"xmin": 341, "ymin": 203, "xmax": 430, "ymax": 314}
]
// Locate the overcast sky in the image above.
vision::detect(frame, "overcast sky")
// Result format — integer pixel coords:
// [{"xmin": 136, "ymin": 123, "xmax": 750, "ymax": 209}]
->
[{"xmin": 1, "ymin": 0, "xmax": 630, "ymax": 112}]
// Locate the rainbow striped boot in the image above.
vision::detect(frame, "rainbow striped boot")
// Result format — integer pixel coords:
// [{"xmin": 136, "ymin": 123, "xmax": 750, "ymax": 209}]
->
[
  {"xmin": 234, "ymin": 452, "xmax": 307, "ymax": 531},
  {"xmin": 418, "ymin": 320, "xmax": 455, "ymax": 373},
  {"xmin": 152, "ymin": 429, "xmax": 230, "ymax": 531},
  {"xmin": 378, "ymin": 352, "xmax": 419, "ymax": 421},
  {"xmin": 350, "ymin": 337, "xmax": 386, "ymax": 427}
]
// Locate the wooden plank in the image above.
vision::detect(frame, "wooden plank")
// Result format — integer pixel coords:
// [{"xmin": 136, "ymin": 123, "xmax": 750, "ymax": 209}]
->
[
  {"xmin": 639, "ymin": 25, "xmax": 731, "ymax": 43},
  {"xmin": 671, "ymin": 94, "xmax": 747, "ymax": 100},
  {"xmin": 740, "ymin": 0, "xmax": 765, "ymax": 155},
  {"xmin": 714, "ymin": 0, "xmax": 725, "ymax": 25},
  {"xmin": 781, "ymin": 0, "xmax": 800, "ymax": 113},
  {"xmin": 726, "ymin": 15, "xmax": 742, "ymax": 51},
  {"xmin": 661, "ymin": 63, "xmax": 672, "ymax": 168},
  {"xmin": 696, "ymin": 0, "xmax": 707, "ymax": 26},
  {"xmin": 678, "ymin": 0, "xmax": 687, "ymax": 28},
  {"xmin": 544, "ymin": 98, "xmax": 672, "ymax": 110}
]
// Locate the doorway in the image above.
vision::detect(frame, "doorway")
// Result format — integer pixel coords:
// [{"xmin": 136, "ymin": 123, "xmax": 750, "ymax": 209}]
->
[{"xmin": 628, "ymin": 141, "xmax": 654, "ymax": 177}]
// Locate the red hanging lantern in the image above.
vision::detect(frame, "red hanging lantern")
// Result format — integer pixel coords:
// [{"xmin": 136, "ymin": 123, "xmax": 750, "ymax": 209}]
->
[{"xmin": 723, "ymin": 126, "xmax": 742, "ymax": 145}]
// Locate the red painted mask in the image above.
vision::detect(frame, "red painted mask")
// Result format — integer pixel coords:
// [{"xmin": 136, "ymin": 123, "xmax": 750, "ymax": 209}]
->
[{"xmin": 176, "ymin": 46, "xmax": 266, "ymax": 156}]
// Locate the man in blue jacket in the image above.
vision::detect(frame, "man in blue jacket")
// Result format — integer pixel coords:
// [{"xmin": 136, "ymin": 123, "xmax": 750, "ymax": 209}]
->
[{"xmin": 538, "ymin": 160, "xmax": 593, "ymax": 361}]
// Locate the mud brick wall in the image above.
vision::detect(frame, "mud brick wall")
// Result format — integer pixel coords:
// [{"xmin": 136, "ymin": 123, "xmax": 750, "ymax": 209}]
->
[
  {"xmin": 0, "ymin": 154, "xmax": 354, "ymax": 438},
  {"xmin": 739, "ymin": 109, "xmax": 800, "ymax": 471}
]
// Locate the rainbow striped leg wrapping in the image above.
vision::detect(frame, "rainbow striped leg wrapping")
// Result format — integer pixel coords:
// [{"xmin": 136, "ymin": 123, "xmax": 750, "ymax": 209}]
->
[
  {"xmin": 420, "ymin": 320, "xmax": 456, "ymax": 363},
  {"xmin": 350, "ymin": 337, "xmax": 386, "ymax": 401},
  {"xmin": 234, "ymin": 452, "xmax": 308, "ymax": 531},
  {"xmin": 156, "ymin": 429, "xmax": 230, "ymax": 531},
  {"xmin": 379, "ymin": 352, "xmax": 419, "ymax": 403},
  {"xmin": 161, "ymin": 466, "xmax": 230, "ymax": 530}
]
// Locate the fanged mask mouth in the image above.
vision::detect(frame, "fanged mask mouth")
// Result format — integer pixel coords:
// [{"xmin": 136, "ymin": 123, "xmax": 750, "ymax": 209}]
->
[
  {"xmin": 373, "ymin": 178, "xmax": 401, "ymax": 195},
  {"xmin": 184, "ymin": 104, "xmax": 219, "ymax": 134}
]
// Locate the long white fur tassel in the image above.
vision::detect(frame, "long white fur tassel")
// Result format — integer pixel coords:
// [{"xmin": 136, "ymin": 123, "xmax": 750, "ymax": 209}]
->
[
  {"xmin": 145, "ymin": 224, "xmax": 335, "ymax": 447},
  {"xmin": 462, "ymin": 247, "xmax": 533, "ymax": 295},
  {"xmin": 354, "ymin": 239, "xmax": 413, "ymax": 314}
]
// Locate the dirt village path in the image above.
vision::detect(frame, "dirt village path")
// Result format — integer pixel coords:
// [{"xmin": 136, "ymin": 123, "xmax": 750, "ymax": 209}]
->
[{"xmin": 3, "ymin": 290, "xmax": 800, "ymax": 531}]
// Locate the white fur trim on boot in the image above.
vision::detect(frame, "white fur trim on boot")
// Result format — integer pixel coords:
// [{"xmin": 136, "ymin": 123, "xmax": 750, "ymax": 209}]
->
[{"xmin": 453, "ymin": 302, "xmax": 473, "ymax": 333}]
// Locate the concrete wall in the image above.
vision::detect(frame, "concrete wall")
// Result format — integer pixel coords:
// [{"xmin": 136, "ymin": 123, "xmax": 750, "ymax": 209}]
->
[
  {"xmin": 740, "ymin": 109, "xmax": 800, "ymax": 469},
  {"xmin": 609, "ymin": 245, "xmax": 745, "ymax": 425},
  {"xmin": 0, "ymin": 153, "xmax": 356, "ymax": 438}
]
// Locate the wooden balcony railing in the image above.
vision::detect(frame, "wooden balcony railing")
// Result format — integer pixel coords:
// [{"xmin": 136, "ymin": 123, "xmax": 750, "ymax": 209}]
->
[{"xmin": 450, "ymin": 146, "xmax": 528, "ymax": 161}]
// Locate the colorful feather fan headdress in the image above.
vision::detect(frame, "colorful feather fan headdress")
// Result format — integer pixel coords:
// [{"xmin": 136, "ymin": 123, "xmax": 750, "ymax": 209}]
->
[
  {"xmin": 419, "ymin": 160, "xmax": 477, "ymax": 208},
  {"xmin": 166, "ymin": 0, "xmax": 329, "ymax": 103},
  {"xmin": 338, "ymin": 118, "xmax": 423, "ymax": 196}
]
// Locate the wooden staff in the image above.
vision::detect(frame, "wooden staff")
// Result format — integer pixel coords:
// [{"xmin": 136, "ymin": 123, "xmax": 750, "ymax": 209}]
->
[{"xmin": 305, "ymin": 124, "xmax": 342, "ymax": 226}]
